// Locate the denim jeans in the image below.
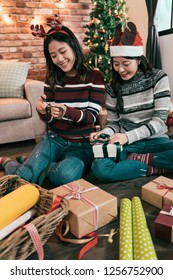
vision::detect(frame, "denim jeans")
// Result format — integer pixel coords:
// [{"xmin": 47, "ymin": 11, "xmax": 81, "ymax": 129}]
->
[
  {"xmin": 5, "ymin": 133, "xmax": 94, "ymax": 186},
  {"xmin": 91, "ymin": 137, "xmax": 173, "ymax": 182}
]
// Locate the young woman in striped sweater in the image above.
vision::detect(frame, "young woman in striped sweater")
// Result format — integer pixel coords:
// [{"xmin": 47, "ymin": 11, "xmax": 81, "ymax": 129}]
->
[
  {"xmin": 90, "ymin": 22, "xmax": 173, "ymax": 182},
  {"xmin": 0, "ymin": 18, "xmax": 105, "ymax": 186}
]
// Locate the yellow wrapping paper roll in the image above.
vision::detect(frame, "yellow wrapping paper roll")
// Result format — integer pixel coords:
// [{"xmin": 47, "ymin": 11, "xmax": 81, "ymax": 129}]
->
[
  {"xmin": 132, "ymin": 196, "xmax": 157, "ymax": 260},
  {"xmin": 119, "ymin": 198, "xmax": 133, "ymax": 260},
  {"xmin": 0, "ymin": 184, "xmax": 40, "ymax": 230}
]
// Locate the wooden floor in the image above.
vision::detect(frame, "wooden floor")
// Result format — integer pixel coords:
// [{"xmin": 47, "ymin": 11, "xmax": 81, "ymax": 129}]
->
[
  {"xmin": 0, "ymin": 139, "xmax": 36, "ymax": 158},
  {"xmin": 0, "ymin": 140, "xmax": 36, "ymax": 177},
  {"xmin": 1, "ymin": 140, "xmax": 173, "ymax": 260}
]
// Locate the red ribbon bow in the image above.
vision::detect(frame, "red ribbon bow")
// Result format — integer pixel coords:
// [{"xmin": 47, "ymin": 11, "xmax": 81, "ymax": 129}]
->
[{"xmin": 156, "ymin": 183, "xmax": 173, "ymax": 191}]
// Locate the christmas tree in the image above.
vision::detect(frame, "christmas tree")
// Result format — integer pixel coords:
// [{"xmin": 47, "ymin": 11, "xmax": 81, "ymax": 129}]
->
[{"xmin": 83, "ymin": 0, "xmax": 128, "ymax": 83}]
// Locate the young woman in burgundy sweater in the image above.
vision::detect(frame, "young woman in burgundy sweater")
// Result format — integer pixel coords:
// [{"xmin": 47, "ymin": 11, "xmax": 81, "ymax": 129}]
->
[{"xmin": 0, "ymin": 18, "xmax": 105, "ymax": 186}]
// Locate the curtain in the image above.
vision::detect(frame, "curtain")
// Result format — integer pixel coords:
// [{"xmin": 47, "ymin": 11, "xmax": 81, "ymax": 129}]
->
[{"xmin": 145, "ymin": 0, "xmax": 162, "ymax": 69}]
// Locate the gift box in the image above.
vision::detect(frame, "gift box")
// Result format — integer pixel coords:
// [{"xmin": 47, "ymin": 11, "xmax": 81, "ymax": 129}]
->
[
  {"xmin": 92, "ymin": 142, "xmax": 122, "ymax": 159},
  {"xmin": 52, "ymin": 179, "xmax": 117, "ymax": 238},
  {"xmin": 142, "ymin": 176, "xmax": 173, "ymax": 209},
  {"xmin": 154, "ymin": 204, "xmax": 173, "ymax": 243}
]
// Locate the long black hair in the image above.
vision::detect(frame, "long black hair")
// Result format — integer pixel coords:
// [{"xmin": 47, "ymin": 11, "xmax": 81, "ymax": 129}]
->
[
  {"xmin": 110, "ymin": 55, "xmax": 152, "ymax": 113},
  {"xmin": 44, "ymin": 25, "xmax": 91, "ymax": 89}
]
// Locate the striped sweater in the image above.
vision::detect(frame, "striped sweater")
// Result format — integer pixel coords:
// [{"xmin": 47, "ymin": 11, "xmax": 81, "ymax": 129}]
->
[
  {"xmin": 38, "ymin": 69, "xmax": 105, "ymax": 142},
  {"xmin": 102, "ymin": 68, "xmax": 171, "ymax": 144}
]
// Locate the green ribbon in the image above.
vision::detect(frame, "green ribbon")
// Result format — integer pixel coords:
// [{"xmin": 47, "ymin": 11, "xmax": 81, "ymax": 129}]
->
[
  {"xmin": 102, "ymin": 142, "xmax": 121, "ymax": 162},
  {"xmin": 93, "ymin": 139, "xmax": 121, "ymax": 162}
]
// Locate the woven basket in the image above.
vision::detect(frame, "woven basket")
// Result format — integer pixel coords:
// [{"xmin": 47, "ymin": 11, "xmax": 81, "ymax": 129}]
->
[{"xmin": 0, "ymin": 175, "xmax": 69, "ymax": 260}]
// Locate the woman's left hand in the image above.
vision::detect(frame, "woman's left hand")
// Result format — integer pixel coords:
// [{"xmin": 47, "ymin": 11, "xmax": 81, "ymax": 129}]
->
[
  {"xmin": 109, "ymin": 133, "xmax": 128, "ymax": 145},
  {"xmin": 50, "ymin": 103, "xmax": 66, "ymax": 119}
]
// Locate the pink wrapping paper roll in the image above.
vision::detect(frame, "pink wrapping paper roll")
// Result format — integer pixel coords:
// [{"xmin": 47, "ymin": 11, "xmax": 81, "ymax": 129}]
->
[{"xmin": 0, "ymin": 184, "xmax": 40, "ymax": 230}]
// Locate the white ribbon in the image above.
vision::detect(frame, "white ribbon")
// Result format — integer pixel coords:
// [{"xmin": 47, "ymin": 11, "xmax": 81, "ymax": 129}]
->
[
  {"xmin": 160, "ymin": 207, "xmax": 173, "ymax": 216},
  {"xmin": 62, "ymin": 183, "xmax": 99, "ymax": 230}
]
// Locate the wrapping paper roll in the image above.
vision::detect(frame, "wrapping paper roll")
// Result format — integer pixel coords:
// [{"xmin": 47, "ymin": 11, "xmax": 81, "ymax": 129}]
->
[
  {"xmin": 0, "ymin": 184, "xmax": 40, "ymax": 230},
  {"xmin": 0, "ymin": 208, "xmax": 36, "ymax": 240},
  {"xmin": 119, "ymin": 198, "xmax": 133, "ymax": 260},
  {"xmin": 132, "ymin": 196, "xmax": 157, "ymax": 260}
]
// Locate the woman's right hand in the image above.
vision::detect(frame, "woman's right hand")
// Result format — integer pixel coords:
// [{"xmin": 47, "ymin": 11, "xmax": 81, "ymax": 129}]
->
[
  {"xmin": 36, "ymin": 94, "xmax": 47, "ymax": 114},
  {"xmin": 89, "ymin": 131, "xmax": 102, "ymax": 142}
]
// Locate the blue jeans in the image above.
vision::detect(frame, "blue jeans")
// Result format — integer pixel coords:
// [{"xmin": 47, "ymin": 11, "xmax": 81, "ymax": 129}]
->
[
  {"xmin": 92, "ymin": 137, "xmax": 173, "ymax": 182},
  {"xmin": 5, "ymin": 133, "xmax": 94, "ymax": 186}
]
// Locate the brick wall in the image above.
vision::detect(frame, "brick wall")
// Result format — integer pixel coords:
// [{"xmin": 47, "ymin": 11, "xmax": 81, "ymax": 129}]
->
[{"xmin": 0, "ymin": 0, "xmax": 92, "ymax": 81}]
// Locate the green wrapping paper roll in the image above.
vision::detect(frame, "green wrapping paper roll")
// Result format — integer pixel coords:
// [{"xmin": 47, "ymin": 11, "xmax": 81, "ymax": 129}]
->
[
  {"xmin": 132, "ymin": 196, "xmax": 157, "ymax": 260},
  {"xmin": 119, "ymin": 198, "xmax": 133, "ymax": 260}
]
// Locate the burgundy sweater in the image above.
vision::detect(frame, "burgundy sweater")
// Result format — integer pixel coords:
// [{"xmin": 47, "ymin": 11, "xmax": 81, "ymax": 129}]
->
[{"xmin": 38, "ymin": 69, "xmax": 105, "ymax": 142}]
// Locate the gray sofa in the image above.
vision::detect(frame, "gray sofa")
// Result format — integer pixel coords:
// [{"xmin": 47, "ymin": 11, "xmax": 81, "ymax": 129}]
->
[{"xmin": 0, "ymin": 79, "xmax": 46, "ymax": 144}]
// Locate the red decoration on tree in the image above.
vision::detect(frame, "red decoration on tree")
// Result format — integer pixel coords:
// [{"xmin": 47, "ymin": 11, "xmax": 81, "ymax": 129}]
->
[
  {"xmin": 84, "ymin": 48, "xmax": 91, "ymax": 54},
  {"xmin": 107, "ymin": 39, "xmax": 112, "ymax": 45},
  {"xmin": 99, "ymin": 28, "xmax": 105, "ymax": 33},
  {"xmin": 114, "ymin": 14, "xmax": 120, "ymax": 20}
]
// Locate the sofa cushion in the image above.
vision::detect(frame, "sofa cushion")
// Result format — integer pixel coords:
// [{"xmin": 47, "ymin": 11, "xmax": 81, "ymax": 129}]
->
[
  {"xmin": 0, "ymin": 98, "xmax": 32, "ymax": 121},
  {"xmin": 0, "ymin": 61, "xmax": 30, "ymax": 98}
]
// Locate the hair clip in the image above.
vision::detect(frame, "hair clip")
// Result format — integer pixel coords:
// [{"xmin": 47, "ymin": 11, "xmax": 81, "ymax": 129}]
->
[
  {"xmin": 30, "ymin": 17, "xmax": 68, "ymax": 39},
  {"xmin": 46, "ymin": 17, "xmax": 68, "ymax": 35},
  {"xmin": 30, "ymin": 24, "xmax": 46, "ymax": 38}
]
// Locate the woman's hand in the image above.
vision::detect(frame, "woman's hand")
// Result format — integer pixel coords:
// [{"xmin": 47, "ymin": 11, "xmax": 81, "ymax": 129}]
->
[
  {"xmin": 50, "ymin": 103, "xmax": 67, "ymax": 119},
  {"xmin": 109, "ymin": 133, "xmax": 128, "ymax": 145},
  {"xmin": 36, "ymin": 94, "xmax": 47, "ymax": 114},
  {"xmin": 89, "ymin": 131, "xmax": 103, "ymax": 142}
]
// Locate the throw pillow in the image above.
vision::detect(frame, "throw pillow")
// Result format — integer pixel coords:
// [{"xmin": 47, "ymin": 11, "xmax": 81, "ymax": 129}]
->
[{"xmin": 0, "ymin": 61, "xmax": 30, "ymax": 98}]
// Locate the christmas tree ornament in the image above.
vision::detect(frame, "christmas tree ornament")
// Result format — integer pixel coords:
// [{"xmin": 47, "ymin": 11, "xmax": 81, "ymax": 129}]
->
[
  {"xmin": 107, "ymin": 38, "xmax": 112, "ymax": 45},
  {"xmin": 105, "ymin": 44, "xmax": 109, "ymax": 52},
  {"xmin": 114, "ymin": 14, "xmax": 120, "ymax": 20},
  {"xmin": 98, "ymin": 55, "xmax": 102, "ymax": 63},
  {"xmin": 99, "ymin": 28, "xmax": 105, "ymax": 33}
]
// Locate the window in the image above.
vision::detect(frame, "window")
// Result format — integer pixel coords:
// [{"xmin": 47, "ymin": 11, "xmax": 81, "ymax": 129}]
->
[{"xmin": 157, "ymin": 0, "xmax": 173, "ymax": 35}]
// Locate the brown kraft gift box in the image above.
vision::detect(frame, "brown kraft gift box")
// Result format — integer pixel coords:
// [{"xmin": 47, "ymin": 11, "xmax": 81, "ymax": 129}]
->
[
  {"xmin": 154, "ymin": 204, "xmax": 173, "ymax": 243},
  {"xmin": 52, "ymin": 178, "xmax": 117, "ymax": 238},
  {"xmin": 141, "ymin": 176, "xmax": 173, "ymax": 209}
]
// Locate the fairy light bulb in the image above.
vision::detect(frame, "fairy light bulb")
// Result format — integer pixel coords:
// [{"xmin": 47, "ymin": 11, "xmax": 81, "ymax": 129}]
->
[
  {"xmin": 31, "ymin": 16, "xmax": 41, "ymax": 25},
  {"xmin": 3, "ymin": 15, "xmax": 12, "ymax": 24}
]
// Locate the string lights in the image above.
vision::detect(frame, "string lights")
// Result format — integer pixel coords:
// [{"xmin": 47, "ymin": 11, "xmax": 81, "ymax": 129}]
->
[
  {"xmin": 3, "ymin": 15, "xmax": 12, "ymax": 24},
  {"xmin": 30, "ymin": 0, "xmax": 62, "ymax": 26}
]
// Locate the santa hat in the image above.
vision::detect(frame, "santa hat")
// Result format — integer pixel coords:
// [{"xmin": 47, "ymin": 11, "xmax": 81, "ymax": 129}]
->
[{"xmin": 110, "ymin": 22, "xmax": 144, "ymax": 57}]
